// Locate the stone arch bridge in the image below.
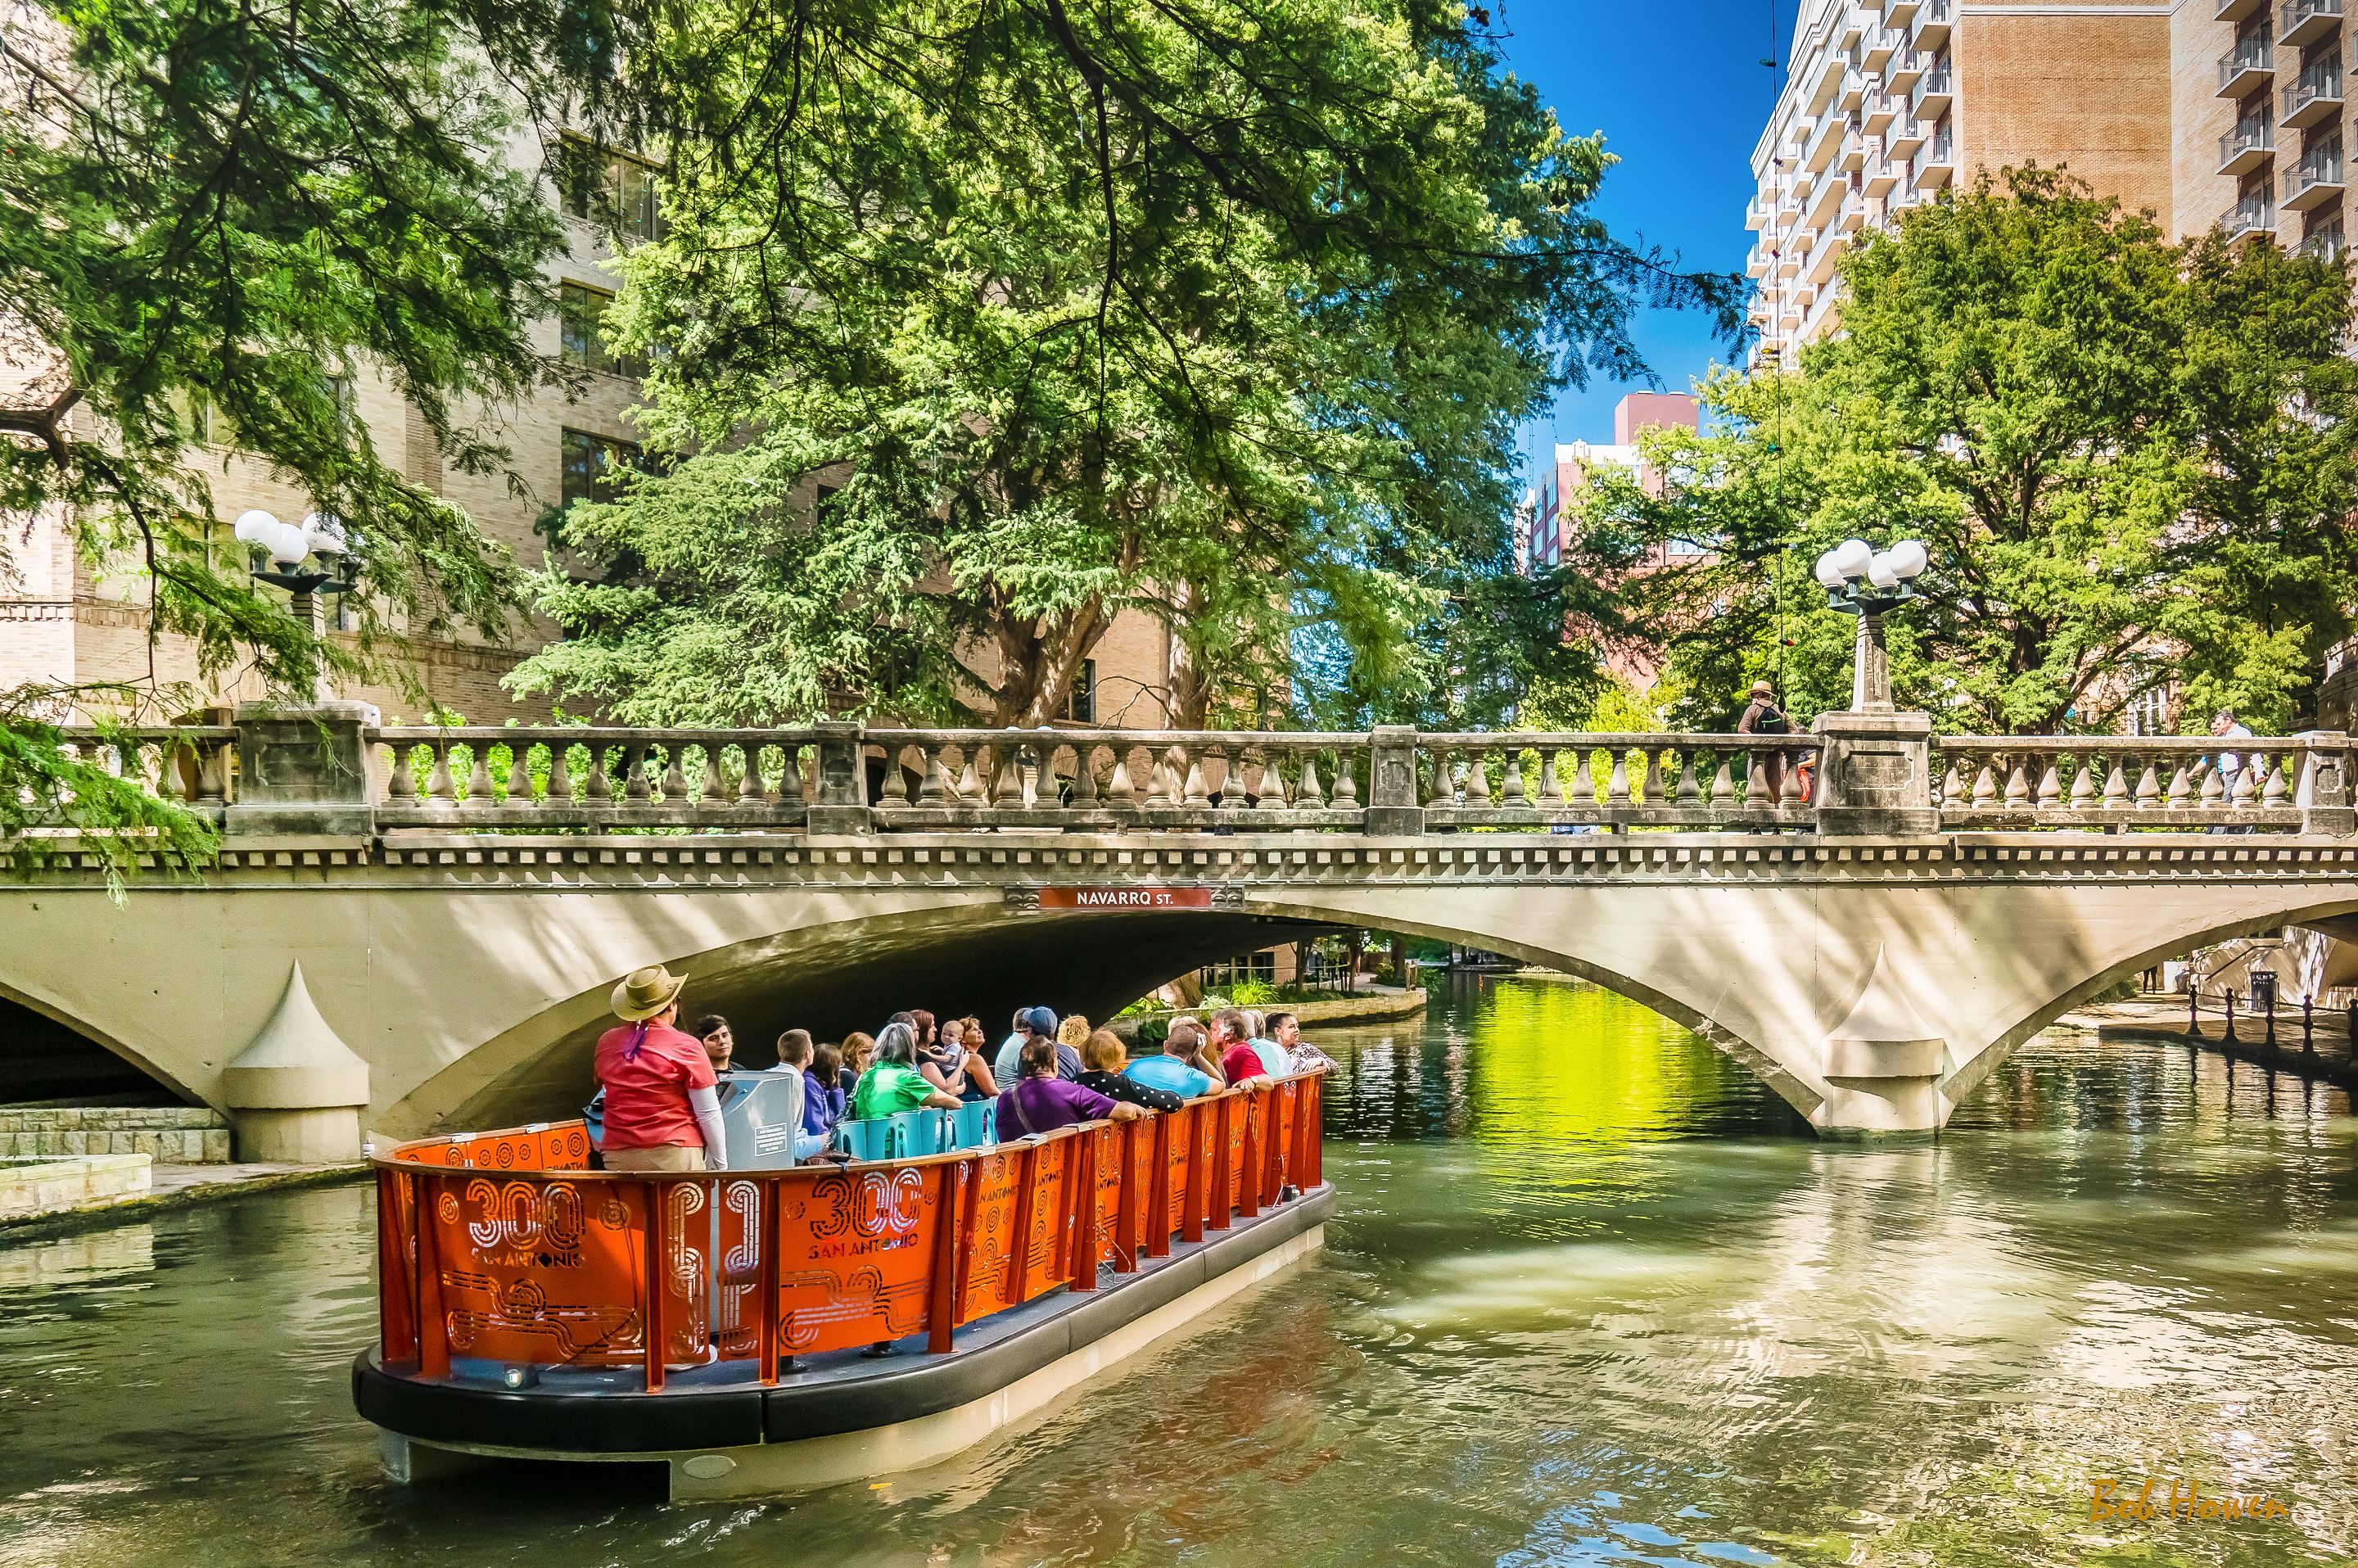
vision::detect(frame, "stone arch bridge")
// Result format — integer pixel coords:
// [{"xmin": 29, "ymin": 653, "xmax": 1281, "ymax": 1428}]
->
[{"xmin": 5, "ymin": 709, "xmax": 2356, "ymax": 1147}]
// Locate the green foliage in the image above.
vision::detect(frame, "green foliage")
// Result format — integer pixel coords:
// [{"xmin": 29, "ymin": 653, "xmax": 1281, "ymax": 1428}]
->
[
  {"xmin": 0, "ymin": 698, "xmax": 217, "ymax": 892},
  {"xmin": 0, "ymin": 0, "xmax": 599, "ymax": 857},
  {"xmin": 1580, "ymin": 170, "xmax": 2358, "ymax": 734},
  {"xmin": 509, "ymin": 0, "xmax": 1742, "ymax": 729}
]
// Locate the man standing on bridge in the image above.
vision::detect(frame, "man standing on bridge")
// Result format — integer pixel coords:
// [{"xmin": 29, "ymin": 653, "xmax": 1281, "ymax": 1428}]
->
[{"xmin": 1737, "ymin": 680, "xmax": 1791, "ymax": 809}]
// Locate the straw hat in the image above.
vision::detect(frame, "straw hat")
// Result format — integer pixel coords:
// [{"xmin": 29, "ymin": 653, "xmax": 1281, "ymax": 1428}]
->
[
  {"xmin": 1750, "ymin": 680, "xmax": 1775, "ymax": 698},
  {"xmin": 611, "ymin": 964, "xmax": 688, "ymax": 1021}
]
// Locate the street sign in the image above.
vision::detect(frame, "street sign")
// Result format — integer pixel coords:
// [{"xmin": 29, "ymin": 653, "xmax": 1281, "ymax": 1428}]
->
[{"xmin": 1036, "ymin": 887, "xmax": 1217, "ymax": 911}]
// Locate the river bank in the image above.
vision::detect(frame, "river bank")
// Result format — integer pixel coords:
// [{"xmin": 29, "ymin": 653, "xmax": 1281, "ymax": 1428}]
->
[{"xmin": 1108, "ymin": 985, "xmax": 1426, "ymax": 1042}]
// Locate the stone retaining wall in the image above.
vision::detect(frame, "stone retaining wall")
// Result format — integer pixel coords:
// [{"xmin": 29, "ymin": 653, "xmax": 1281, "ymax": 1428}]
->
[
  {"xmin": 0, "ymin": 1106, "xmax": 232, "ymax": 1163},
  {"xmin": 0, "ymin": 1154, "xmax": 153, "ymax": 1221}
]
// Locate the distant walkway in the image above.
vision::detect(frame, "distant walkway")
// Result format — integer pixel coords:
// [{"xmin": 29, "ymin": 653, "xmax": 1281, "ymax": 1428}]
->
[{"xmin": 2069, "ymin": 995, "xmax": 2358, "ymax": 1088}]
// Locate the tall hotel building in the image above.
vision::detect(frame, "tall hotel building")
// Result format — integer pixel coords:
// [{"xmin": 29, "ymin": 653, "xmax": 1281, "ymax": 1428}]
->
[{"xmin": 1747, "ymin": 0, "xmax": 2342, "ymax": 362}]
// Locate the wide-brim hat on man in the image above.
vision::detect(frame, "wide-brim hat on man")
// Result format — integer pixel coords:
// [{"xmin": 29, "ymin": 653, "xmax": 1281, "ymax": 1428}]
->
[
  {"xmin": 1750, "ymin": 681, "xmax": 1775, "ymax": 698},
  {"xmin": 612, "ymin": 964, "xmax": 688, "ymax": 1021}
]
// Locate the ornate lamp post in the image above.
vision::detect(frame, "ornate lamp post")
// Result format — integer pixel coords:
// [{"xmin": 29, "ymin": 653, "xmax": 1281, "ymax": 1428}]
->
[
  {"xmin": 1814, "ymin": 537, "xmax": 1929, "ymax": 714},
  {"xmin": 233, "ymin": 508, "xmax": 356, "ymax": 702}
]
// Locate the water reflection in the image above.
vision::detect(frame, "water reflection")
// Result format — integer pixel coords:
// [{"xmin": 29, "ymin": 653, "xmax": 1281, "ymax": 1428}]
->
[{"xmin": 0, "ymin": 977, "xmax": 2352, "ymax": 1567}]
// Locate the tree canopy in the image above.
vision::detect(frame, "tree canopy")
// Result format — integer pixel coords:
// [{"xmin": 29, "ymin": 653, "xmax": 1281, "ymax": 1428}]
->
[
  {"xmin": 509, "ymin": 0, "xmax": 1741, "ymax": 729},
  {"xmin": 1581, "ymin": 170, "xmax": 2358, "ymax": 735}
]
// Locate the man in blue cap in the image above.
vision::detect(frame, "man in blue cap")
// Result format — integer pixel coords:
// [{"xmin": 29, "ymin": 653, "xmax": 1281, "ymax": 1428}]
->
[{"xmin": 994, "ymin": 1005, "xmax": 1080, "ymax": 1085}]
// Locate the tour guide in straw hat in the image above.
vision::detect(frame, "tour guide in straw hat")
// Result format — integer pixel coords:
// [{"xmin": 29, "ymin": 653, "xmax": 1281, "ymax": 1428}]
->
[{"xmin": 594, "ymin": 965, "xmax": 728, "ymax": 1172}]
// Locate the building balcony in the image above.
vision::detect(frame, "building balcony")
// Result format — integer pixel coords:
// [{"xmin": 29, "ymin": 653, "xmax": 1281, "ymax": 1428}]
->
[
  {"xmin": 1887, "ymin": 114, "xmax": 1929, "ymax": 160},
  {"xmin": 1863, "ymin": 88, "xmax": 1899, "ymax": 136},
  {"xmin": 1839, "ymin": 69, "xmax": 1867, "ymax": 115},
  {"xmin": 1804, "ymin": 110, "xmax": 1845, "ymax": 172},
  {"xmin": 2283, "ymin": 151, "xmax": 2345, "ymax": 210},
  {"xmin": 2216, "ymin": 0, "xmax": 2266, "ymax": 18},
  {"xmin": 1913, "ymin": 0, "xmax": 1952, "ymax": 51},
  {"xmin": 1886, "ymin": 46, "xmax": 1927, "ymax": 93},
  {"xmin": 1747, "ymin": 242, "xmax": 1774, "ymax": 278},
  {"xmin": 2222, "ymin": 192, "xmax": 2277, "ymax": 240},
  {"xmin": 1838, "ymin": 194, "xmax": 1867, "ymax": 235},
  {"xmin": 1863, "ymin": 24, "xmax": 1901, "ymax": 73},
  {"xmin": 1886, "ymin": 0, "xmax": 1921, "ymax": 28},
  {"xmin": 2218, "ymin": 40, "xmax": 2275, "ymax": 100},
  {"xmin": 2299, "ymin": 219, "xmax": 2346, "ymax": 260},
  {"xmin": 2280, "ymin": 65, "xmax": 2343, "ymax": 129},
  {"xmin": 1807, "ymin": 167, "xmax": 1847, "ymax": 224},
  {"xmin": 1914, "ymin": 129, "xmax": 1956, "ymax": 188},
  {"xmin": 1913, "ymin": 60, "xmax": 1954, "ymax": 121},
  {"xmin": 2281, "ymin": 0, "xmax": 2343, "ymax": 49},
  {"xmin": 1863, "ymin": 147, "xmax": 1900, "ymax": 197},
  {"xmin": 1747, "ymin": 193, "xmax": 1777, "ymax": 229},
  {"xmin": 1808, "ymin": 50, "xmax": 1846, "ymax": 112},
  {"xmin": 1839, "ymin": 130, "xmax": 1865, "ymax": 174},
  {"xmin": 2219, "ymin": 119, "xmax": 2277, "ymax": 174}
]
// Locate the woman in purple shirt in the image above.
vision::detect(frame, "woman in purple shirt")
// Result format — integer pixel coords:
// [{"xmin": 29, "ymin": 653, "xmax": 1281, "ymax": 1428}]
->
[{"xmin": 997, "ymin": 1038, "xmax": 1147, "ymax": 1141}]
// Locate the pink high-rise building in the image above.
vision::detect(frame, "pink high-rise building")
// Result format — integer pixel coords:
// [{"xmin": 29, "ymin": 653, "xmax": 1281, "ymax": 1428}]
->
[{"xmin": 1522, "ymin": 391, "xmax": 1701, "ymax": 572}]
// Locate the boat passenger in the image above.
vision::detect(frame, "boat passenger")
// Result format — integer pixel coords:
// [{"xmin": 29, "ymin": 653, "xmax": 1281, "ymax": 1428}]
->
[
  {"xmin": 932, "ymin": 1017, "xmax": 999, "ymax": 1102},
  {"xmin": 1055, "ymin": 1015, "xmax": 1092, "ymax": 1077},
  {"xmin": 1123, "ymin": 1020, "xmax": 1225, "ymax": 1100},
  {"xmin": 1076, "ymin": 1030, "xmax": 1182, "ymax": 1113},
  {"xmin": 851, "ymin": 1022, "xmax": 961, "ymax": 1121},
  {"xmin": 994, "ymin": 1006, "xmax": 1077, "ymax": 1087},
  {"xmin": 775, "ymin": 1029, "xmax": 835, "ymax": 1140},
  {"xmin": 1238, "ymin": 1008, "xmax": 1289, "ymax": 1077},
  {"xmin": 1266, "ymin": 1011, "xmax": 1332, "ymax": 1073},
  {"xmin": 996, "ymin": 1038, "xmax": 1146, "ymax": 1141},
  {"xmin": 839, "ymin": 1032, "xmax": 876, "ymax": 1098},
  {"xmin": 693, "ymin": 1014, "xmax": 734, "ymax": 1074},
  {"xmin": 809, "ymin": 1042, "xmax": 848, "ymax": 1125},
  {"xmin": 594, "ymin": 965, "xmax": 727, "ymax": 1173},
  {"xmin": 1212, "ymin": 1010, "xmax": 1277, "ymax": 1089}
]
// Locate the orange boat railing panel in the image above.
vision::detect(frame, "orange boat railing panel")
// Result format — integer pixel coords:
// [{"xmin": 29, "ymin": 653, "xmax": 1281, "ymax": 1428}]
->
[{"xmin": 369, "ymin": 1072, "xmax": 1328, "ymax": 1387}]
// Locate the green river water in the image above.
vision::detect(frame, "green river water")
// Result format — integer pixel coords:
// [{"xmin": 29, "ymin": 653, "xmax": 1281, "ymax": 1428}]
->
[{"xmin": 3, "ymin": 974, "xmax": 2356, "ymax": 1566}]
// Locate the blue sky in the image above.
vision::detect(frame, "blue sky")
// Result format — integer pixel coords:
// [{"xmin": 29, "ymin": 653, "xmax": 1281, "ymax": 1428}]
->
[{"xmin": 1498, "ymin": 1, "xmax": 1798, "ymax": 475}]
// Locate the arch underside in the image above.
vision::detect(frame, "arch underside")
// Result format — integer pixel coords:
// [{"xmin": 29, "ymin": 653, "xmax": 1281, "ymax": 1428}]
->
[{"xmin": 0, "ymin": 980, "xmax": 201, "ymax": 1108}]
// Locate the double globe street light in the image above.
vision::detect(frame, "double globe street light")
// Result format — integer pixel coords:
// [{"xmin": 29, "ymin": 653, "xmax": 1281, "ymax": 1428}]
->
[
  {"xmin": 234, "ymin": 508, "xmax": 356, "ymax": 701},
  {"xmin": 1814, "ymin": 537, "xmax": 1930, "ymax": 713}
]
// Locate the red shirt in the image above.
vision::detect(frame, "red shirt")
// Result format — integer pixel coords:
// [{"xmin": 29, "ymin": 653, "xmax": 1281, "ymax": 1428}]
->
[
  {"xmin": 1219, "ymin": 1042, "xmax": 1264, "ymax": 1085},
  {"xmin": 594, "ymin": 1020, "xmax": 716, "ymax": 1150}
]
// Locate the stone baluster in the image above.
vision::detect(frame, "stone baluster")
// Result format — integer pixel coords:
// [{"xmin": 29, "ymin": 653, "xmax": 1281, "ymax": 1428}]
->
[
  {"xmin": 735, "ymin": 743, "xmax": 766, "ymax": 805},
  {"xmin": 621, "ymin": 743, "xmax": 653, "ymax": 803},
  {"xmin": 504, "ymin": 743, "xmax": 535, "ymax": 807},
  {"xmin": 1333, "ymin": 748, "xmax": 1361, "ymax": 807},
  {"xmin": 2230, "ymin": 756, "xmax": 2258, "ymax": 811},
  {"xmin": 2098, "ymin": 757, "xmax": 2127, "ymax": 809},
  {"xmin": 1105, "ymin": 744, "xmax": 1138, "ymax": 807},
  {"xmin": 1709, "ymin": 755, "xmax": 1735, "ymax": 808},
  {"xmin": 2132, "ymin": 760, "xmax": 2160, "ymax": 809},
  {"xmin": 1290, "ymin": 749, "xmax": 1321, "ymax": 809},
  {"xmin": 991, "ymin": 743, "xmax": 1025, "ymax": 807},
  {"xmin": 1605, "ymin": 750, "xmax": 1629, "ymax": 807},
  {"xmin": 657, "ymin": 746, "xmax": 687, "ymax": 802},
  {"xmin": 2200, "ymin": 761, "xmax": 2225, "ymax": 811},
  {"xmin": 1969, "ymin": 758, "xmax": 1998, "ymax": 809},
  {"xmin": 2164, "ymin": 761, "xmax": 2192, "ymax": 809},
  {"xmin": 1674, "ymin": 751, "xmax": 1701, "ymax": 808},
  {"xmin": 548, "ymin": 741, "xmax": 574, "ymax": 805},
  {"xmin": 1636, "ymin": 748, "xmax": 1663, "ymax": 807},
  {"xmin": 2261, "ymin": 752, "xmax": 2290, "ymax": 808},
  {"xmin": 1252, "ymin": 748, "xmax": 1286, "ymax": 811},
  {"xmin": 1180, "ymin": 746, "xmax": 1212, "ymax": 807},
  {"xmin": 1421, "ymin": 747, "xmax": 1449, "ymax": 806},
  {"xmin": 1537, "ymin": 748, "xmax": 1565, "ymax": 807},
  {"xmin": 424, "ymin": 739, "xmax": 457, "ymax": 806},
  {"xmin": 2035, "ymin": 755, "xmax": 2063, "ymax": 813},
  {"xmin": 953, "ymin": 748, "xmax": 982, "ymax": 804},
  {"xmin": 1070, "ymin": 743, "xmax": 1100, "ymax": 808},
  {"xmin": 462, "ymin": 744, "xmax": 494, "ymax": 808},
  {"xmin": 384, "ymin": 743, "xmax": 413, "ymax": 802},
  {"xmin": 2003, "ymin": 756, "xmax": 2030, "ymax": 810},
  {"xmin": 1937, "ymin": 761, "xmax": 1964, "ymax": 811},
  {"xmin": 698, "ymin": 746, "xmax": 724, "ymax": 806},
  {"xmin": 585, "ymin": 743, "xmax": 612, "ymax": 803},
  {"xmin": 1780, "ymin": 752, "xmax": 1805, "ymax": 809}
]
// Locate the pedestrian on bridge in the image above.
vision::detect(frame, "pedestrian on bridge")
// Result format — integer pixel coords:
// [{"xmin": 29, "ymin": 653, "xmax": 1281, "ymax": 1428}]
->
[
  {"xmin": 1737, "ymin": 680, "xmax": 1791, "ymax": 807},
  {"xmin": 594, "ymin": 965, "xmax": 727, "ymax": 1173}
]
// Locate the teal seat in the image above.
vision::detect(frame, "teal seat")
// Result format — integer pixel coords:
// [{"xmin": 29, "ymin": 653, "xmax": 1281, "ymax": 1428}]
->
[
  {"xmin": 887, "ymin": 1108, "xmax": 950, "ymax": 1158},
  {"xmin": 839, "ymin": 1119, "xmax": 894, "ymax": 1162},
  {"xmin": 952, "ymin": 1100, "xmax": 996, "ymax": 1150}
]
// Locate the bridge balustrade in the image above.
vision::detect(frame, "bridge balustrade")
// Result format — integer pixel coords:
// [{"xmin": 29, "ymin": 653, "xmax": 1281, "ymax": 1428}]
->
[
  {"xmin": 33, "ymin": 719, "xmax": 2358, "ymax": 839},
  {"xmin": 1931, "ymin": 735, "xmax": 2322, "ymax": 831},
  {"xmin": 370, "ymin": 1073, "xmax": 1324, "ymax": 1391}
]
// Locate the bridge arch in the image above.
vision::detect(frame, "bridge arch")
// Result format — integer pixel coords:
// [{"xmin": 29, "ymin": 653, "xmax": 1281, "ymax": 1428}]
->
[{"xmin": 0, "ymin": 978, "xmax": 206, "ymax": 1107}]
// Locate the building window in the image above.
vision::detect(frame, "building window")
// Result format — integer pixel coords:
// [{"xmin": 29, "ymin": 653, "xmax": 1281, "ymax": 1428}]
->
[
  {"xmin": 1064, "ymin": 659, "xmax": 1096, "ymax": 724},
  {"xmin": 558, "ymin": 282, "xmax": 645, "ymax": 379},
  {"xmin": 561, "ymin": 138, "xmax": 666, "ymax": 245},
  {"xmin": 1201, "ymin": 951, "xmax": 1277, "ymax": 990},
  {"xmin": 560, "ymin": 427, "xmax": 648, "ymax": 508}
]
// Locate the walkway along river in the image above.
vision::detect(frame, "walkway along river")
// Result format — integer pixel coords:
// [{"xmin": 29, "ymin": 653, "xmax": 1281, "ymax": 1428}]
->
[{"xmin": 2, "ymin": 974, "xmax": 2356, "ymax": 1564}]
